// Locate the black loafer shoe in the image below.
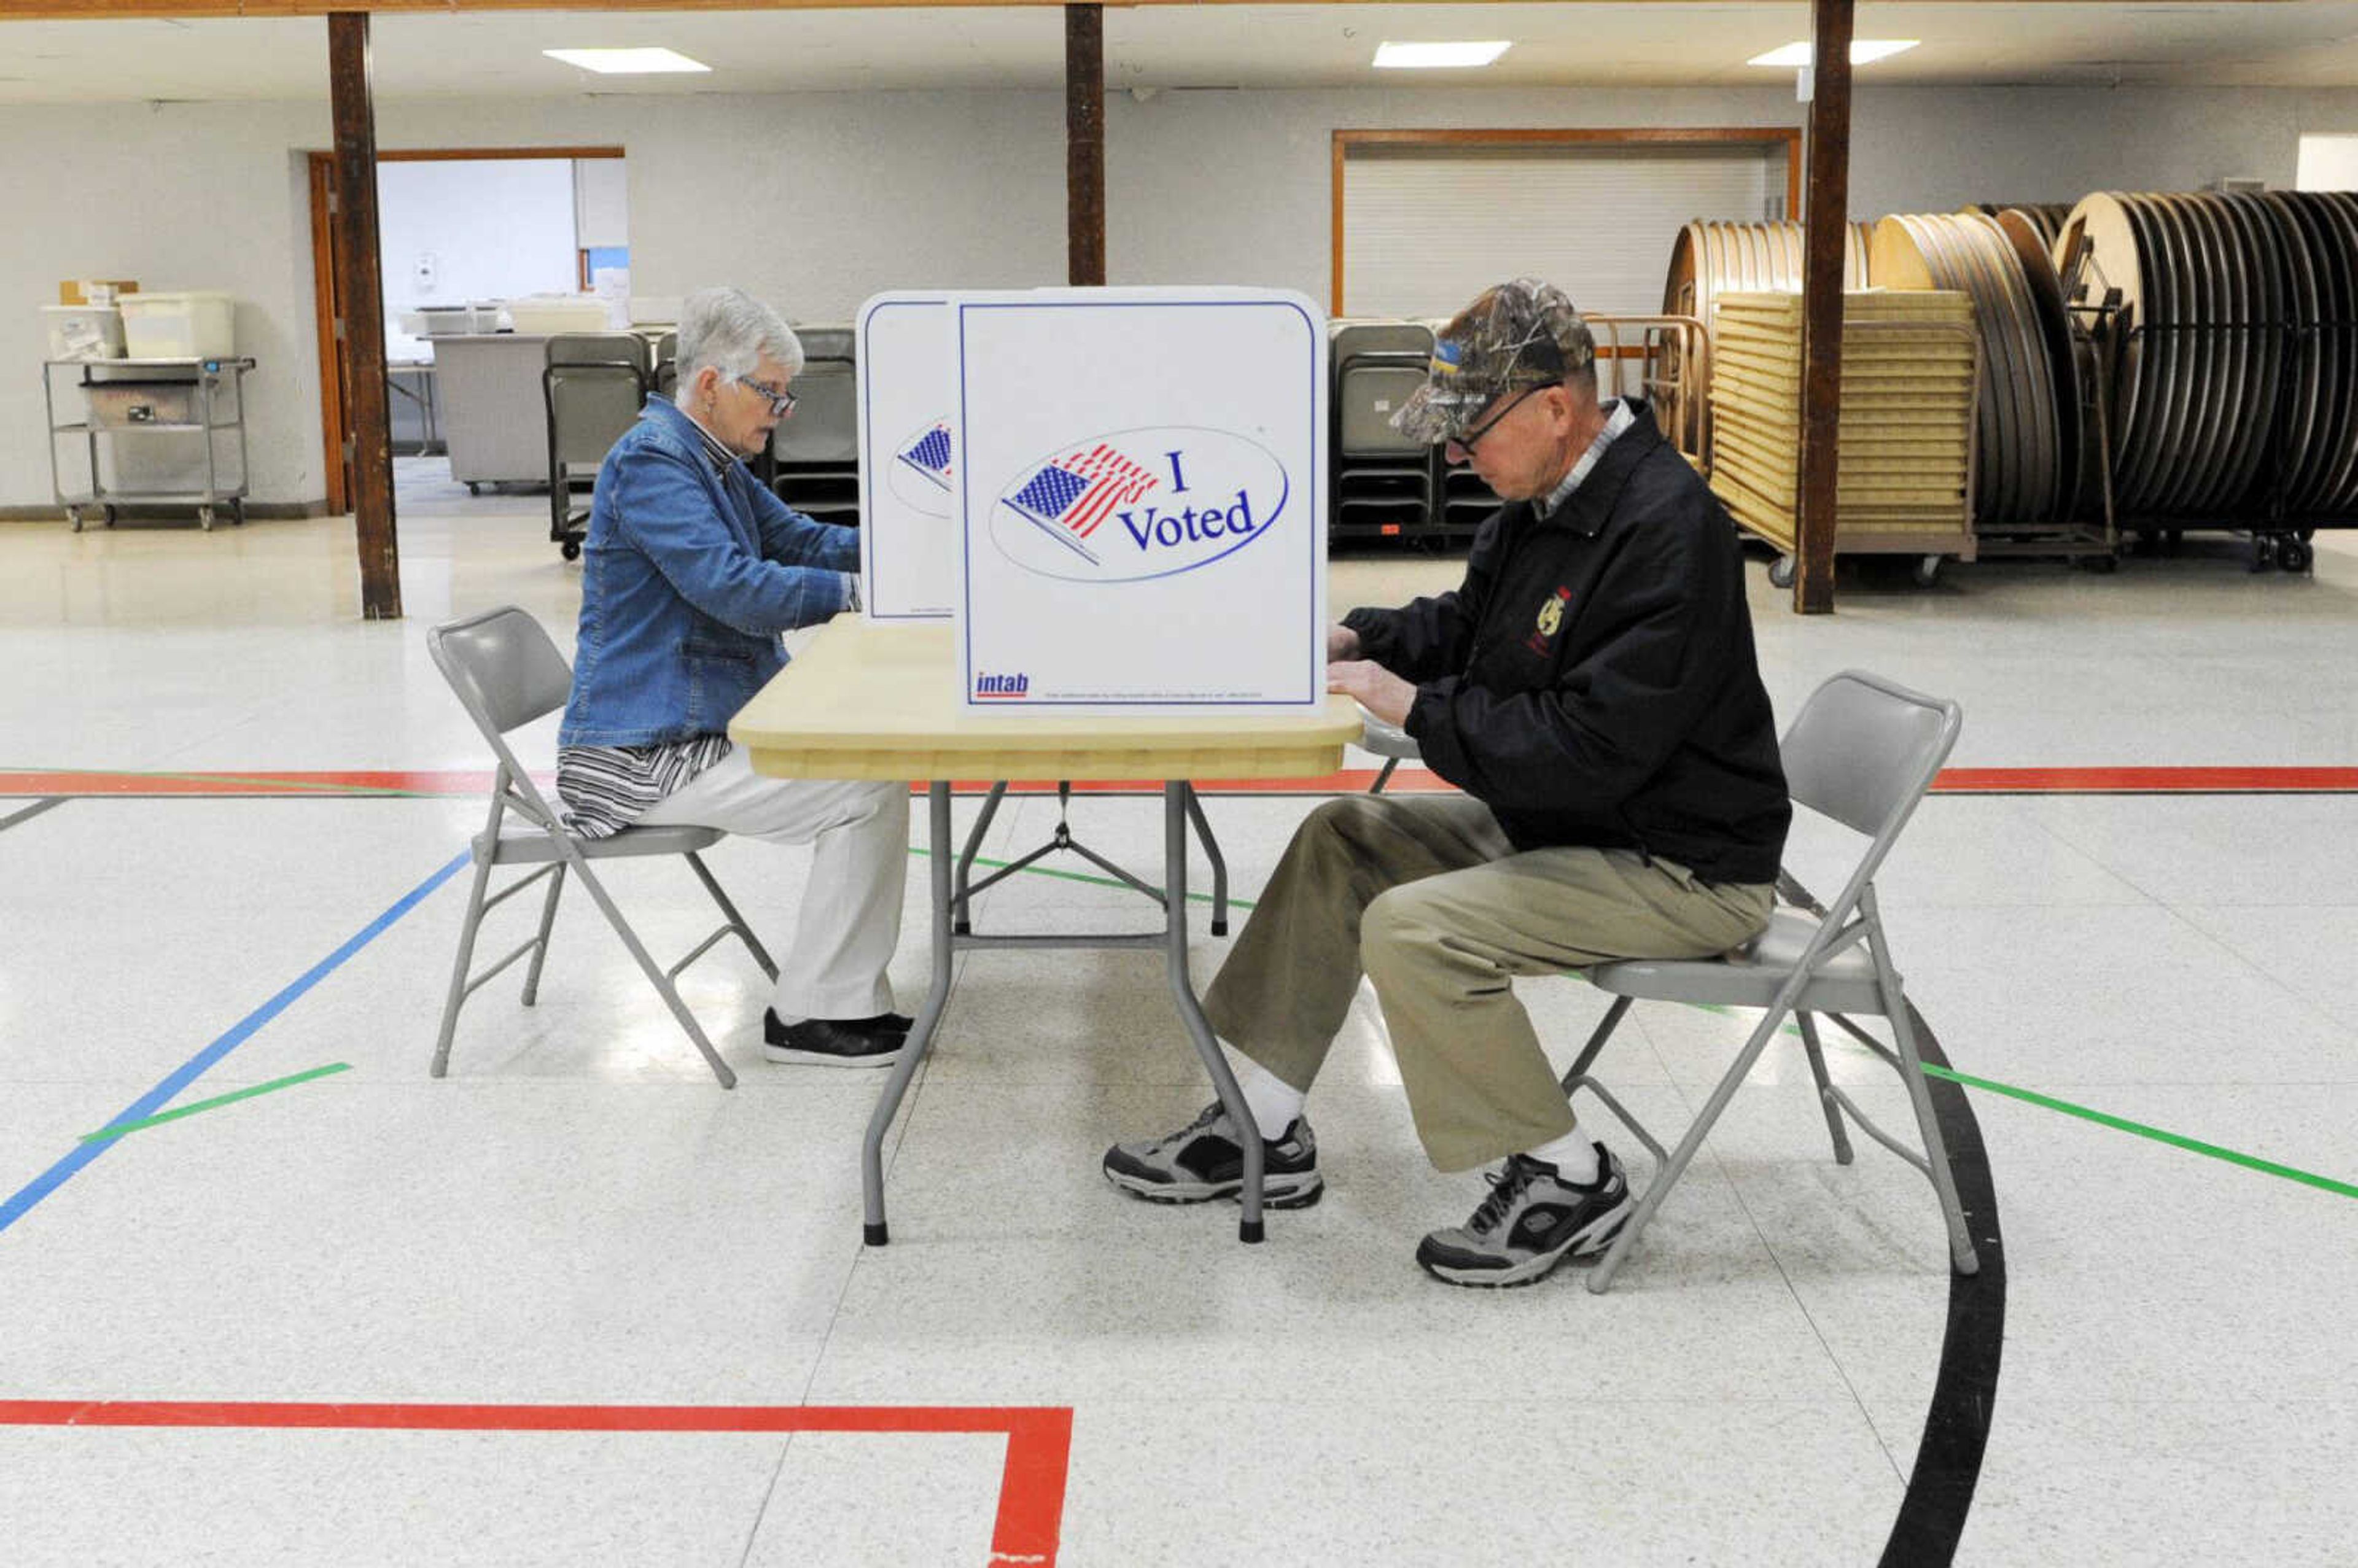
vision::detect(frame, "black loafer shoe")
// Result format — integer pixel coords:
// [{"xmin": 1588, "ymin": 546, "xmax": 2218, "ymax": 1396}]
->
[{"xmin": 761, "ymin": 1009, "xmax": 905, "ymax": 1068}]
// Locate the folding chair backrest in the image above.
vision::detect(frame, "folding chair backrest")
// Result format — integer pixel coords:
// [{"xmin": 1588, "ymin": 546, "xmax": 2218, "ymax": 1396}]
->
[
  {"xmin": 428, "ymin": 605, "xmax": 576, "ymax": 740},
  {"xmin": 1330, "ymin": 319, "xmax": 1436, "ymax": 362},
  {"xmin": 1337, "ymin": 359, "xmax": 1432, "ymax": 456},
  {"xmin": 549, "ymin": 366, "xmax": 646, "ymax": 462},
  {"xmin": 1779, "ymin": 669, "xmax": 1961, "ymax": 847},
  {"xmin": 545, "ymin": 332, "xmax": 647, "ymax": 369},
  {"xmin": 795, "ymin": 324, "xmax": 855, "ymax": 362},
  {"xmin": 771, "ymin": 357, "xmax": 857, "ymax": 464}
]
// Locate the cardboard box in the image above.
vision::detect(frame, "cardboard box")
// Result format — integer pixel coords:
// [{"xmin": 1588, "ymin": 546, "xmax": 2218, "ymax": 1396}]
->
[{"xmin": 59, "ymin": 280, "xmax": 139, "ymax": 306}]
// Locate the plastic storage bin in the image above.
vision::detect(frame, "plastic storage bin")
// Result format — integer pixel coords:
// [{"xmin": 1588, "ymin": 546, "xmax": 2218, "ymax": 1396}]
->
[
  {"xmin": 119, "ymin": 292, "xmax": 236, "ymax": 359},
  {"xmin": 42, "ymin": 305, "xmax": 126, "ymax": 359},
  {"xmin": 505, "ymin": 295, "xmax": 613, "ymax": 335}
]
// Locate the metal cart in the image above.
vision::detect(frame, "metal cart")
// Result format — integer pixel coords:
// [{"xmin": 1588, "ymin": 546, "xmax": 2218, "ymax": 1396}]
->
[{"xmin": 44, "ymin": 357, "xmax": 256, "ymax": 530}]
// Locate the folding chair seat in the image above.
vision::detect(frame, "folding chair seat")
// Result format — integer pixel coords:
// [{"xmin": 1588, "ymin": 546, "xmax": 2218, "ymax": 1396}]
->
[
  {"xmin": 426, "ymin": 605, "xmax": 776, "ymax": 1089},
  {"xmin": 1356, "ymin": 712, "xmax": 1420, "ymax": 794},
  {"xmin": 1560, "ymin": 669, "xmax": 1982, "ymax": 1292}
]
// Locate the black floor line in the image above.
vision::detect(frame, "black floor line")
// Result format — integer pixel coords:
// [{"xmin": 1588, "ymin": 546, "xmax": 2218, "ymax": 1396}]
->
[
  {"xmin": 0, "ymin": 797, "xmax": 64, "ymax": 834},
  {"xmin": 1877, "ymin": 1001, "xmax": 2006, "ymax": 1567}
]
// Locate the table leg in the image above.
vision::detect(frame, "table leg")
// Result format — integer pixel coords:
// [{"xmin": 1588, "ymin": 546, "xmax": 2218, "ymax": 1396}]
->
[
  {"xmin": 1162, "ymin": 781, "xmax": 1264, "ymax": 1242},
  {"xmin": 862, "ymin": 779, "xmax": 954, "ymax": 1246},
  {"xmin": 952, "ymin": 780, "xmax": 1008, "ymax": 934},
  {"xmin": 1183, "ymin": 783, "xmax": 1229, "ymax": 936}
]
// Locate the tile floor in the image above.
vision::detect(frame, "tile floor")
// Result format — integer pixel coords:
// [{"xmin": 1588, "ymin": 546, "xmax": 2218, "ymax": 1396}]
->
[{"xmin": 2, "ymin": 464, "xmax": 2355, "ymax": 1564}]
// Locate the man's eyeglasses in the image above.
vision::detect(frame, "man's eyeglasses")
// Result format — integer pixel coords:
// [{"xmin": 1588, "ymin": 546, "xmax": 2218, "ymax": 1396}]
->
[
  {"xmin": 1451, "ymin": 384, "xmax": 1543, "ymax": 453},
  {"xmin": 734, "ymin": 374, "xmax": 799, "ymax": 418}
]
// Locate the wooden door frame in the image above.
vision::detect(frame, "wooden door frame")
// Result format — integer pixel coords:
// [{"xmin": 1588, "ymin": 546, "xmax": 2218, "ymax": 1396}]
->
[
  {"xmin": 306, "ymin": 145, "xmax": 625, "ymax": 513},
  {"xmin": 1329, "ymin": 126, "xmax": 1806, "ymax": 317}
]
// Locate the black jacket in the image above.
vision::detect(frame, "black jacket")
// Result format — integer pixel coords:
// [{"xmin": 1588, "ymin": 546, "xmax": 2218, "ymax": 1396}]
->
[{"xmin": 1344, "ymin": 402, "xmax": 1790, "ymax": 885}]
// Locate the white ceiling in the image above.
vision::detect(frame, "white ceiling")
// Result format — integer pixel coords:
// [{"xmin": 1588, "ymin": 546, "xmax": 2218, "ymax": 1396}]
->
[{"xmin": 2, "ymin": 3, "xmax": 2356, "ymax": 105}]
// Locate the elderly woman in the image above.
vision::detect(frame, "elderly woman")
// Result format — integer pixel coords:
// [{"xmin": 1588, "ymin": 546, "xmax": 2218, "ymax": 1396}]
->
[{"xmin": 556, "ymin": 286, "xmax": 908, "ymax": 1066}]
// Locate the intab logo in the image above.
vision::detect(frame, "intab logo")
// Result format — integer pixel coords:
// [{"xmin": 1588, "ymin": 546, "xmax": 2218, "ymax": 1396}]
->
[
  {"xmin": 990, "ymin": 427, "xmax": 1290, "ymax": 583},
  {"xmin": 973, "ymin": 670, "xmax": 1030, "ymax": 699},
  {"xmin": 887, "ymin": 419, "xmax": 955, "ymax": 518}
]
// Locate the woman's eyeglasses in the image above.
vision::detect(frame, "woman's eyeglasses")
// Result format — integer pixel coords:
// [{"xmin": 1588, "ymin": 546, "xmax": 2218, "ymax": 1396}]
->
[{"xmin": 734, "ymin": 374, "xmax": 799, "ymax": 418}]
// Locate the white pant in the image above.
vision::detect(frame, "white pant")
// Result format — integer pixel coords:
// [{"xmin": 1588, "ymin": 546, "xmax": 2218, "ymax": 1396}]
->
[{"xmin": 638, "ymin": 749, "xmax": 909, "ymax": 1020}]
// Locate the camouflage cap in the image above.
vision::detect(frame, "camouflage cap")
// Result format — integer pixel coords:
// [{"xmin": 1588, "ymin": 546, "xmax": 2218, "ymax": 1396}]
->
[{"xmin": 1391, "ymin": 278, "xmax": 1596, "ymax": 445}]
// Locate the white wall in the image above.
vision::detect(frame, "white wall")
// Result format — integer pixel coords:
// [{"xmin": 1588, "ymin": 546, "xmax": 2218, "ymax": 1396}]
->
[
  {"xmin": 2298, "ymin": 133, "xmax": 2358, "ymax": 190},
  {"xmin": 6, "ymin": 81, "xmax": 2357, "ymax": 512},
  {"xmin": 378, "ymin": 158, "xmax": 581, "ymax": 359}
]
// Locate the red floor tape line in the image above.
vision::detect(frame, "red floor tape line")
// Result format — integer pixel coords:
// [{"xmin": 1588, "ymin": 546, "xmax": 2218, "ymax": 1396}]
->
[
  {"xmin": 0, "ymin": 1399, "xmax": 1073, "ymax": 1567},
  {"xmin": 7, "ymin": 765, "xmax": 2358, "ymax": 799}
]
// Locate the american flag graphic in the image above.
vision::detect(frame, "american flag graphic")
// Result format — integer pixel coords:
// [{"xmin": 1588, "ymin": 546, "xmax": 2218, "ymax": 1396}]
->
[
  {"xmin": 1006, "ymin": 444, "xmax": 1160, "ymax": 565},
  {"xmin": 895, "ymin": 422, "xmax": 954, "ymax": 491}
]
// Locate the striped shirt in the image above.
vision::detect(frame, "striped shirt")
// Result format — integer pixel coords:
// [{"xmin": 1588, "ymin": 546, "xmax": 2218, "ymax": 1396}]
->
[{"xmin": 558, "ymin": 732, "xmax": 734, "ymax": 840}]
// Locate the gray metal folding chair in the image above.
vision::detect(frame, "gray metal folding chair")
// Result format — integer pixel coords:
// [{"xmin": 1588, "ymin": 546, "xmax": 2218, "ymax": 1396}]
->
[
  {"xmin": 543, "ymin": 332, "xmax": 649, "ymax": 559},
  {"xmin": 426, "ymin": 605, "xmax": 776, "ymax": 1089},
  {"xmin": 1357, "ymin": 712, "xmax": 1420, "ymax": 794},
  {"xmin": 1562, "ymin": 669, "xmax": 1982, "ymax": 1293}
]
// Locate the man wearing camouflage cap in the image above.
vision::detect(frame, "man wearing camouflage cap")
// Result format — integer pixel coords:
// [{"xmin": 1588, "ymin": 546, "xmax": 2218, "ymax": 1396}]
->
[{"xmin": 1105, "ymin": 278, "xmax": 1791, "ymax": 1289}]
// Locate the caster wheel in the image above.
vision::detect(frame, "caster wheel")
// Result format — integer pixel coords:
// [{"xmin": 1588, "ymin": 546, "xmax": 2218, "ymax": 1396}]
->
[
  {"xmin": 1913, "ymin": 554, "xmax": 1942, "ymax": 588},
  {"xmin": 66, "ymin": 507, "xmax": 84, "ymax": 532},
  {"xmin": 102, "ymin": 505, "xmax": 117, "ymax": 527},
  {"xmin": 197, "ymin": 506, "xmax": 215, "ymax": 530},
  {"xmin": 2249, "ymin": 535, "xmax": 2278, "ymax": 573},
  {"xmin": 467, "ymin": 482, "xmax": 482, "ymax": 497},
  {"xmin": 560, "ymin": 540, "xmax": 582, "ymax": 562},
  {"xmin": 2279, "ymin": 538, "xmax": 2313, "ymax": 574},
  {"xmin": 1768, "ymin": 554, "xmax": 1796, "ymax": 589}
]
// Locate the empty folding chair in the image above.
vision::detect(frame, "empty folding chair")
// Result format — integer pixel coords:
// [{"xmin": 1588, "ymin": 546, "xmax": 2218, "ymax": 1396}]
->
[
  {"xmin": 542, "ymin": 333, "xmax": 649, "ymax": 560},
  {"xmin": 1561, "ymin": 669, "xmax": 1982, "ymax": 1293},
  {"xmin": 427, "ymin": 605, "xmax": 776, "ymax": 1089}
]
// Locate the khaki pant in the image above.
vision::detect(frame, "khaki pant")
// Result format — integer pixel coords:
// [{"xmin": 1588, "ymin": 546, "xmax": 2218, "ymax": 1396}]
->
[{"xmin": 1202, "ymin": 794, "xmax": 1773, "ymax": 1173}]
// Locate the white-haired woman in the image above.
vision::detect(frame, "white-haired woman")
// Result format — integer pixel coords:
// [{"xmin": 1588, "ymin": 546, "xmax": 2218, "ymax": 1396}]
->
[{"xmin": 558, "ymin": 286, "xmax": 909, "ymax": 1066}]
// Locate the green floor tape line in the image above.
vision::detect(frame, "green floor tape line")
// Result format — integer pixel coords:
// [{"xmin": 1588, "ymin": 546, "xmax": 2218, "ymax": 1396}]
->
[
  {"xmin": 79, "ymin": 1063, "xmax": 352, "ymax": 1143},
  {"xmin": 911, "ymin": 845, "xmax": 1255, "ymax": 911},
  {"xmin": 1919, "ymin": 1063, "xmax": 2358, "ymax": 1200}
]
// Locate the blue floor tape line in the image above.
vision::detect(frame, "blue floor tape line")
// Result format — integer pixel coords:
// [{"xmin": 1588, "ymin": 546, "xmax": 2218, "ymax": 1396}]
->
[{"xmin": 0, "ymin": 848, "xmax": 471, "ymax": 1239}]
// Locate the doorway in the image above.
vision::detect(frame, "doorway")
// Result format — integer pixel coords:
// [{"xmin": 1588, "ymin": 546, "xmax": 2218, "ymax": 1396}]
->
[{"xmin": 306, "ymin": 146, "xmax": 625, "ymax": 513}]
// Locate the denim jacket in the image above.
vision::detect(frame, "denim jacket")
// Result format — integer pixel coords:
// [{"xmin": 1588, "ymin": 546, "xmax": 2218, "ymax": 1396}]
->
[{"xmin": 559, "ymin": 397, "xmax": 857, "ymax": 747}]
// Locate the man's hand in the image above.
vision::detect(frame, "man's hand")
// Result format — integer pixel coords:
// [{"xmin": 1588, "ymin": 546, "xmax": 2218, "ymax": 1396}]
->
[
  {"xmin": 1326, "ymin": 623, "xmax": 1360, "ymax": 661},
  {"xmin": 1326, "ymin": 659, "xmax": 1417, "ymax": 728}
]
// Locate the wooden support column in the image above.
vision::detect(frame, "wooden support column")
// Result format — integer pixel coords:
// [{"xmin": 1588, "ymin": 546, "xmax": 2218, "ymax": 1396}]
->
[
  {"xmin": 329, "ymin": 10, "xmax": 400, "ymax": 619},
  {"xmin": 1793, "ymin": 0, "xmax": 1854, "ymax": 614},
  {"xmin": 1065, "ymin": 4, "xmax": 1106, "ymax": 287}
]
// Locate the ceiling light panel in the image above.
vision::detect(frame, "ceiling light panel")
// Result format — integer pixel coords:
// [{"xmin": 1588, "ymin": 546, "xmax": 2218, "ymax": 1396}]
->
[
  {"xmin": 1374, "ymin": 41, "xmax": 1512, "ymax": 70},
  {"xmin": 543, "ymin": 47, "xmax": 711, "ymax": 76},
  {"xmin": 1747, "ymin": 40, "xmax": 1920, "ymax": 68}
]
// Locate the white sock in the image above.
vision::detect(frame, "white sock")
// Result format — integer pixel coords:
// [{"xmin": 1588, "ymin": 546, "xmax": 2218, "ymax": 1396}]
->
[
  {"xmin": 1526, "ymin": 1125, "xmax": 1601, "ymax": 1184},
  {"xmin": 1229, "ymin": 1051, "xmax": 1307, "ymax": 1139}
]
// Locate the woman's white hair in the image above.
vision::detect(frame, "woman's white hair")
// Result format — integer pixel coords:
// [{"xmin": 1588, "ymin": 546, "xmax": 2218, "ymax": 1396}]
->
[{"xmin": 675, "ymin": 286, "xmax": 804, "ymax": 394}]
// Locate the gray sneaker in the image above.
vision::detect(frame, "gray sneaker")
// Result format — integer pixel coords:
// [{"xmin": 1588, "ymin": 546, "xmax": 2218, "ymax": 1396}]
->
[
  {"xmin": 1102, "ymin": 1100, "xmax": 1325, "ymax": 1209},
  {"xmin": 1415, "ymin": 1145, "xmax": 1632, "ymax": 1288}
]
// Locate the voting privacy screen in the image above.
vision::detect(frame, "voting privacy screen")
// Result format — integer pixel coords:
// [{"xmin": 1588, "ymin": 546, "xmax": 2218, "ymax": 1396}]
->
[{"xmin": 949, "ymin": 288, "xmax": 1328, "ymax": 715}]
